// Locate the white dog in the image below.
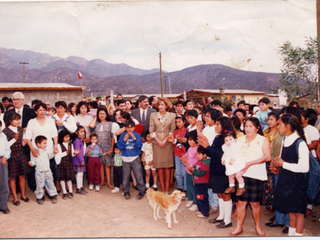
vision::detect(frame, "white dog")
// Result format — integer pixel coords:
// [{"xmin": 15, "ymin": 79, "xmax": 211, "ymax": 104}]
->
[{"xmin": 146, "ymin": 188, "xmax": 186, "ymax": 229}]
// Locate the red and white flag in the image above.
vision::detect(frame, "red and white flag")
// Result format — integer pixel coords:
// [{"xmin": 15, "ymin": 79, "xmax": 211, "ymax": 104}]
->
[{"xmin": 78, "ymin": 72, "xmax": 82, "ymax": 80}]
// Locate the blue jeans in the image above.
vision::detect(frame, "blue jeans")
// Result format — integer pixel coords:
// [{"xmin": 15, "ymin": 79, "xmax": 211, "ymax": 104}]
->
[
  {"xmin": 208, "ymin": 188, "xmax": 219, "ymax": 210},
  {"xmin": 273, "ymin": 174, "xmax": 289, "ymax": 226},
  {"xmin": 174, "ymin": 156, "xmax": 187, "ymax": 190},
  {"xmin": 35, "ymin": 170, "xmax": 57, "ymax": 199},
  {"xmin": 122, "ymin": 156, "xmax": 145, "ymax": 194}
]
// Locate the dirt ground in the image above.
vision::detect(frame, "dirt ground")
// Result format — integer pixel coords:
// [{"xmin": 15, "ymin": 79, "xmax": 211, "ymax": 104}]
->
[{"xmin": 1, "ymin": 183, "xmax": 320, "ymax": 238}]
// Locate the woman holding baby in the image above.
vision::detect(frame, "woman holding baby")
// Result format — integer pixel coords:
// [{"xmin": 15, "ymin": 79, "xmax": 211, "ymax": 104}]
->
[{"xmin": 229, "ymin": 117, "xmax": 271, "ymax": 236}]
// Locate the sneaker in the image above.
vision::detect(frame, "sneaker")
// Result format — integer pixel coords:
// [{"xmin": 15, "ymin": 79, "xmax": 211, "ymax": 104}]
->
[
  {"xmin": 137, "ymin": 192, "xmax": 145, "ymax": 200},
  {"xmin": 81, "ymin": 188, "xmax": 88, "ymax": 194},
  {"xmin": 62, "ymin": 194, "xmax": 68, "ymax": 200},
  {"xmin": 68, "ymin": 192, "xmax": 73, "ymax": 199},
  {"xmin": 189, "ymin": 204, "xmax": 198, "ymax": 212},
  {"xmin": 124, "ymin": 192, "xmax": 130, "ymax": 200},
  {"xmin": 186, "ymin": 200, "xmax": 193, "ymax": 208},
  {"xmin": 111, "ymin": 187, "xmax": 120, "ymax": 194},
  {"xmin": 89, "ymin": 184, "xmax": 94, "ymax": 190},
  {"xmin": 36, "ymin": 199, "xmax": 44, "ymax": 205},
  {"xmin": 95, "ymin": 185, "xmax": 100, "ymax": 192},
  {"xmin": 76, "ymin": 188, "xmax": 87, "ymax": 195},
  {"xmin": 52, "ymin": 195, "xmax": 57, "ymax": 204}
]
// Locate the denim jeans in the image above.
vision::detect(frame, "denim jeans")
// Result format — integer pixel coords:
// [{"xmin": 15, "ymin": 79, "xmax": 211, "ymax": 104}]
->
[
  {"xmin": 208, "ymin": 188, "xmax": 219, "ymax": 210},
  {"xmin": 273, "ymin": 174, "xmax": 289, "ymax": 226},
  {"xmin": 122, "ymin": 156, "xmax": 145, "ymax": 194},
  {"xmin": 174, "ymin": 156, "xmax": 187, "ymax": 190},
  {"xmin": 35, "ymin": 170, "xmax": 57, "ymax": 199}
]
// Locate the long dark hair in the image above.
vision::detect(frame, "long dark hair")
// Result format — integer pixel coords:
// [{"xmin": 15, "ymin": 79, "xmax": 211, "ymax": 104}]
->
[
  {"xmin": 216, "ymin": 116, "xmax": 236, "ymax": 140},
  {"xmin": 243, "ymin": 117, "xmax": 263, "ymax": 136},
  {"xmin": 5, "ymin": 111, "xmax": 21, "ymax": 127},
  {"xmin": 280, "ymin": 114, "xmax": 306, "ymax": 142}
]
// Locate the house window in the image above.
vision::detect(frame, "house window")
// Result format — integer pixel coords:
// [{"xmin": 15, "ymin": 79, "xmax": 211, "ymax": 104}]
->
[{"xmin": 232, "ymin": 96, "xmax": 236, "ymax": 101}]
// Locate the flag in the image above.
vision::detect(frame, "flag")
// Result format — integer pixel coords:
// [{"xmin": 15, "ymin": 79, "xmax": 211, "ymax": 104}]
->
[{"xmin": 78, "ymin": 72, "xmax": 82, "ymax": 80}]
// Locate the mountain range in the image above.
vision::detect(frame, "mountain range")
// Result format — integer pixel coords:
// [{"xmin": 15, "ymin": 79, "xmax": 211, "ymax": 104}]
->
[{"xmin": 0, "ymin": 47, "xmax": 280, "ymax": 96}]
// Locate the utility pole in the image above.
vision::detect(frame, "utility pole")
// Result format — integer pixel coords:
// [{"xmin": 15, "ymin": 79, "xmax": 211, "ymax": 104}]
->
[
  {"xmin": 19, "ymin": 62, "xmax": 29, "ymax": 83},
  {"xmin": 159, "ymin": 52, "xmax": 163, "ymax": 97}
]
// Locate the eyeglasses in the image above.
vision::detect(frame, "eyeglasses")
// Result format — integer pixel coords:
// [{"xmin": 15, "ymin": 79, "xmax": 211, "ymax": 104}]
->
[{"xmin": 12, "ymin": 98, "xmax": 22, "ymax": 101}]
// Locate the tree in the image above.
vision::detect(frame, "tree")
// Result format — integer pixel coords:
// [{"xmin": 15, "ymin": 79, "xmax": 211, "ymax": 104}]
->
[{"xmin": 278, "ymin": 37, "xmax": 320, "ymax": 104}]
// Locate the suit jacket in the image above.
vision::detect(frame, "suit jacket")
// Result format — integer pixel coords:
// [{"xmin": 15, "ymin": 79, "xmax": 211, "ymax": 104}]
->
[
  {"xmin": 149, "ymin": 112, "xmax": 176, "ymax": 142},
  {"xmin": 4, "ymin": 105, "xmax": 37, "ymax": 128},
  {"xmin": 131, "ymin": 107, "xmax": 156, "ymax": 139}
]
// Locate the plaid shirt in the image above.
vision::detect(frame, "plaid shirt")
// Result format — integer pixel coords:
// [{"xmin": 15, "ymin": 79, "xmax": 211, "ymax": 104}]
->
[{"xmin": 30, "ymin": 148, "xmax": 54, "ymax": 172}]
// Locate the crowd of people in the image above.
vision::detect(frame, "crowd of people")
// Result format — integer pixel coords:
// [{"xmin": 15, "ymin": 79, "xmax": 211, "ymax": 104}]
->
[{"xmin": 0, "ymin": 91, "xmax": 319, "ymax": 237}]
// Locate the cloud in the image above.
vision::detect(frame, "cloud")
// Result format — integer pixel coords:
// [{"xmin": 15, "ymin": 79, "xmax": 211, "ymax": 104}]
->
[{"xmin": 0, "ymin": 0, "xmax": 316, "ymax": 73}]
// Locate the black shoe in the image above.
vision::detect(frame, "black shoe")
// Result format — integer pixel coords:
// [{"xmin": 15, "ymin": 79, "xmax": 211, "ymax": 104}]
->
[
  {"xmin": 68, "ymin": 192, "xmax": 73, "ymax": 199},
  {"xmin": 0, "ymin": 208, "xmax": 10, "ymax": 214},
  {"xmin": 124, "ymin": 192, "xmax": 130, "ymax": 200},
  {"xmin": 208, "ymin": 217, "xmax": 224, "ymax": 224},
  {"xmin": 282, "ymin": 226, "xmax": 289, "ymax": 234},
  {"xmin": 62, "ymin": 194, "xmax": 68, "ymax": 200},
  {"xmin": 13, "ymin": 200, "xmax": 20, "ymax": 206},
  {"xmin": 265, "ymin": 222, "xmax": 284, "ymax": 228},
  {"xmin": 216, "ymin": 221, "xmax": 232, "ymax": 228},
  {"xmin": 133, "ymin": 185, "xmax": 138, "ymax": 191},
  {"xmin": 21, "ymin": 197, "xmax": 30, "ymax": 202},
  {"xmin": 137, "ymin": 192, "xmax": 145, "ymax": 200},
  {"xmin": 177, "ymin": 188, "xmax": 183, "ymax": 192},
  {"xmin": 42, "ymin": 195, "xmax": 45, "ymax": 201}
]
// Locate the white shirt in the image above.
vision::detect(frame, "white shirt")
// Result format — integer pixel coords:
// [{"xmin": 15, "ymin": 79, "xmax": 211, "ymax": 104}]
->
[
  {"xmin": 15, "ymin": 107, "xmax": 23, "ymax": 124},
  {"xmin": 75, "ymin": 114, "xmax": 93, "ymax": 138},
  {"xmin": 54, "ymin": 142, "xmax": 75, "ymax": 165},
  {"xmin": 139, "ymin": 108, "xmax": 148, "ymax": 122},
  {"xmin": 8, "ymin": 125, "xmax": 18, "ymax": 147},
  {"xmin": 303, "ymin": 124, "xmax": 319, "ymax": 158},
  {"xmin": 202, "ymin": 125, "xmax": 216, "ymax": 146},
  {"xmin": 25, "ymin": 118, "xmax": 58, "ymax": 154},
  {"xmin": 52, "ymin": 113, "xmax": 77, "ymax": 133},
  {"xmin": 280, "ymin": 131, "xmax": 309, "ymax": 173},
  {"xmin": 0, "ymin": 132, "xmax": 10, "ymax": 159}
]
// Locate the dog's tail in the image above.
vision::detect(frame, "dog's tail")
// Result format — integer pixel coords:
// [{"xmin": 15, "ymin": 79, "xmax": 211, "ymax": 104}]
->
[{"xmin": 146, "ymin": 187, "xmax": 154, "ymax": 198}]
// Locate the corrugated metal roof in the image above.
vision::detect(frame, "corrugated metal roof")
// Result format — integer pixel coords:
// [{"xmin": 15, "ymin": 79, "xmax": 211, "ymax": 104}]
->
[
  {"xmin": 191, "ymin": 89, "xmax": 267, "ymax": 94},
  {"xmin": 0, "ymin": 83, "xmax": 84, "ymax": 90}
]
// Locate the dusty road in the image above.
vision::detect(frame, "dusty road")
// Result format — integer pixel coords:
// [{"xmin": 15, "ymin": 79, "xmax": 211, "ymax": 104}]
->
[{"xmin": 0, "ymin": 183, "xmax": 320, "ymax": 238}]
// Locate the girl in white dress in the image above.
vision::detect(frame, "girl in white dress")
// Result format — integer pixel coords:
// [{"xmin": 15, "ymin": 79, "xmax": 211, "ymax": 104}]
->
[{"xmin": 222, "ymin": 132, "xmax": 246, "ymax": 196}]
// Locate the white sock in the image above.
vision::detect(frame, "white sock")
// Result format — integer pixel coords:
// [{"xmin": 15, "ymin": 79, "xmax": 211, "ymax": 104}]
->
[
  {"xmin": 224, "ymin": 200, "xmax": 232, "ymax": 225},
  {"xmin": 67, "ymin": 180, "xmax": 73, "ymax": 193},
  {"xmin": 77, "ymin": 172, "xmax": 84, "ymax": 189},
  {"xmin": 288, "ymin": 227, "xmax": 296, "ymax": 236},
  {"xmin": 153, "ymin": 184, "xmax": 157, "ymax": 188},
  {"xmin": 295, "ymin": 232, "xmax": 303, "ymax": 236},
  {"xmin": 146, "ymin": 183, "xmax": 150, "ymax": 188},
  {"xmin": 239, "ymin": 184, "xmax": 245, "ymax": 188},
  {"xmin": 229, "ymin": 184, "xmax": 235, "ymax": 187},
  {"xmin": 60, "ymin": 181, "xmax": 67, "ymax": 194},
  {"xmin": 217, "ymin": 198, "xmax": 225, "ymax": 220}
]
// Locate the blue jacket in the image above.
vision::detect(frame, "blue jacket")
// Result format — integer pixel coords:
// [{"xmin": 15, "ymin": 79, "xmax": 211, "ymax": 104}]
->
[{"xmin": 117, "ymin": 131, "xmax": 143, "ymax": 157}]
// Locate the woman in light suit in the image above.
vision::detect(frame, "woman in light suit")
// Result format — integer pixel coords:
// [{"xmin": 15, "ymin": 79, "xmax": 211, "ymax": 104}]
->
[{"xmin": 149, "ymin": 97, "xmax": 176, "ymax": 193}]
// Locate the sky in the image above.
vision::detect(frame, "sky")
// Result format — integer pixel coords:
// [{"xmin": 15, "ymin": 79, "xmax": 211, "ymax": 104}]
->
[{"xmin": 0, "ymin": 0, "xmax": 316, "ymax": 73}]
